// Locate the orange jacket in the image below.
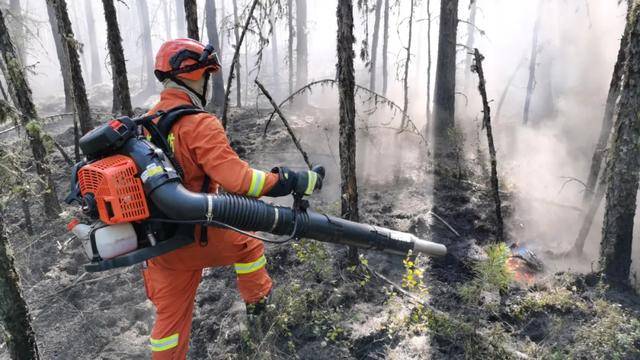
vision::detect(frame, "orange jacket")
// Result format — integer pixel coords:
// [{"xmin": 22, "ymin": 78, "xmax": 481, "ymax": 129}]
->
[{"xmin": 147, "ymin": 88, "xmax": 278, "ymax": 215}]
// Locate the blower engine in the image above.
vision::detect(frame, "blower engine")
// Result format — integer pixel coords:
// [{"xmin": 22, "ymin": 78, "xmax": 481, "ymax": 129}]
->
[{"xmin": 66, "ymin": 113, "xmax": 447, "ymax": 272}]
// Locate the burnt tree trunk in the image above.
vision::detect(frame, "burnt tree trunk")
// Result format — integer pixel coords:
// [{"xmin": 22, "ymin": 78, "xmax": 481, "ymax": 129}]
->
[
  {"xmin": 523, "ymin": 0, "xmax": 542, "ymax": 125},
  {"xmin": 205, "ymin": 0, "xmax": 226, "ymax": 111},
  {"xmin": 184, "ymin": 0, "xmax": 199, "ymax": 41},
  {"xmin": 287, "ymin": 0, "xmax": 294, "ymax": 95},
  {"xmin": 175, "ymin": 0, "xmax": 186, "ymax": 37},
  {"xmin": 295, "ymin": 0, "xmax": 308, "ymax": 107},
  {"xmin": 381, "ymin": 0, "xmax": 389, "ymax": 95},
  {"xmin": 583, "ymin": 3, "xmax": 630, "ymax": 206},
  {"xmin": 85, "ymin": 0, "xmax": 102, "ymax": 85},
  {"xmin": 599, "ymin": 2, "xmax": 640, "ymax": 285},
  {"xmin": 472, "ymin": 49, "xmax": 504, "ymax": 243},
  {"xmin": 0, "ymin": 207, "xmax": 39, "ymax": 360},
  {"xmin": 102, "ymin": 0, "xmax": 133, "ymax": 116},
  {"xmin": 232, "ymin": 0, "xmax": 242, "ymax": 107},
  {"xmin": 46, "ymin": 1, "xmax": 73, "ymax": 112},
  {"xmin": 137, "ymin": 0, "xmax": 156, "ymax": 94},
  {"xmin": 369, "ymin": 0, "xmax": 382, "ymax": 92},
  {"xmin": 401, "ymin": 0, "xmax": 415, "ymax": 128},
  {"xmin": 337, "ymin": 0, "xmax": 359, "ymax": 263},
  {"xmin": 433, "ymin": 0, "xmax": 459, "ymax": 141},
  {"xmin": 0, "ymin": 8, "xmax": 61, "ymax": 218},
  {"xmin": 47, "ymin": 0, "xmax": 94, "ymax": 135}
]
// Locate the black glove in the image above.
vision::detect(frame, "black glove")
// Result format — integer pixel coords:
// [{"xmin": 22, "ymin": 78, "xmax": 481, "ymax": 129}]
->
[{"xmin": 265, "ymin": 165, "xmax": 324, "ymax": 197}]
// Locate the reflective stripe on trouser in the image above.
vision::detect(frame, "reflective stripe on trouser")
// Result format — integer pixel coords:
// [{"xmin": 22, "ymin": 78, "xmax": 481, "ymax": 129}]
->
[
  {"xmin": 150, "ymin": 333, "xmax": 179, "ymax": 352},
  {"xmin": 234, "ymin": 255, "xmax": 267, "ymax": 275},
  {"xmin": 247, "ymin": 169, "xmax": 266, "ymax": 197}
]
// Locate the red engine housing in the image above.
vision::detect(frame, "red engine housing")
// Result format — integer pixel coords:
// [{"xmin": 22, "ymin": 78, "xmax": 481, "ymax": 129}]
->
[{"xmin": 78, "ymin": 155, "xmax": 149, "ymax": 224}]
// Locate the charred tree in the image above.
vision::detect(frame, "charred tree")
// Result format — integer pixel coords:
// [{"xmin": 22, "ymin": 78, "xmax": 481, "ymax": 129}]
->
[
  {"xmin": 0, "ymin": 206, "xmax": 39, "ymax": 360},
  {"xmin": 433, "ymin": 0, "xmax": 459, "ymax": 141},
  {"xmin": 232, "ymin": 0, "xmax": 242, "ymax": 107},
  {"xmin": 0, "ymin": 8, "xmax": 61, "ymax": 219},
  {"xmin": 46, "ymin": 1, "xmax": 73, "ymax": 112},
  {"xmin": 381, "ymin": 0, "xmax": 389, "ymax": 94},
  {"xmin": 102, "ymin": 0, "xmax": 133, "ymax": 116},
  {"xmin": 85, "ymin": 0, "xmax": 102, "ymax": 85},
  {"xmin": 599, "ymin": 2, "xmax": 640, "ymax": 285},
  {"xmin": 221, "ymin": 0, "xmax": 260, "ymax": 127},
  {"xmin": 401, "ymin": 0, "xmax": 415, "ymax": 128},
  {"xmin": 337, "ymin": 0, "xmax": 359, "ymax": 263},
  {"xmin": 47, "ymin": 0, "xmax": 94, "ymax": 135},
  {"xmin": 185, "ymin": 0, "xmax": 199, "ymax": 41},
  {"xmin": 137, "ymin": 0, "xmax": 156, "ymax": 94},
  {"xmin": 523, "ymin": 0, "xmax": 543, "ymax": 125},
  {"xmin": 295, "ymin": 0, "xmax": 308, "ymax": 107},
  {"xmin": 176, "ymin": 0, "xmax": 186, "ymax": 37},
  {"xmin": 472, "ymin": 49, "xmax": 504, "ymax": 243},
  {"xmin": 369, "ymin": 0, "xmax": 382, "ymax": 91},
  {"xmin": 287, "ymin": 0, "xmax": 294, "ymax": 95},
  {"xmin": 205, "ymin": 0, "xmax": 225, "ymax": 111}
]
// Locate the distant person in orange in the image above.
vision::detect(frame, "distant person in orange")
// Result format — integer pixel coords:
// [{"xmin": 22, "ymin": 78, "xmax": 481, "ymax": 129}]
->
[{"xmin": 143, "ymin": 38, "xmax": 322, "ymax": 359}]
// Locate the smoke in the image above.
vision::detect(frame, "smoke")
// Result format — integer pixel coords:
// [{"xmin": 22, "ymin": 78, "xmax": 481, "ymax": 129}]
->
[{"xmin": 7, "ymin": 0, "xmax": 635, "ymax": 281}]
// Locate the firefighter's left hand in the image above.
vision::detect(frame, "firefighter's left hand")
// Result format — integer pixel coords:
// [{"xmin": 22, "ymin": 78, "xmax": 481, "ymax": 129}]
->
[{"xmin": 266, "ymin": 165, "xmax": 324, "ymax": 197}]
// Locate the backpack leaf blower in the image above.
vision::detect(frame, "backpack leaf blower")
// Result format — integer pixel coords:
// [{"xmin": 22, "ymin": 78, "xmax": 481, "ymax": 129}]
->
[{"xmin": 65, "ymin": 112, "xmax": 447, "ymax": 272}]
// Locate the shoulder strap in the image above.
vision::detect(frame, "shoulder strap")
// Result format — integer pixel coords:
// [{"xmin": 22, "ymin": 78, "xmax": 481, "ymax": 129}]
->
[{"xmin": 156, "ymin": 105, "xmax": 206, "ymax": 141}]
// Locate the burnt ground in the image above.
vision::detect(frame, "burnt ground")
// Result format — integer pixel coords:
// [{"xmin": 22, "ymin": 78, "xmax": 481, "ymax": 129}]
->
[{"xmin": 0, "ymin": 106, "xmax": 639, "ymax": 359}]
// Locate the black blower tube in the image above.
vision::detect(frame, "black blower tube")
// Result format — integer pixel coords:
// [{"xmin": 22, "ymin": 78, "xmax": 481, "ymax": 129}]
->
[{"xmin": 124, "ymin": 137, "xmax": 447, "ymax": 257}]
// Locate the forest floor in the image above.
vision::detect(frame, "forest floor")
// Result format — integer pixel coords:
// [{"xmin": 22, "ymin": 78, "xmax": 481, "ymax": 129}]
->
[{"xmin": 1, "ymin": 106, "xmax": 640, "ymax": 359}]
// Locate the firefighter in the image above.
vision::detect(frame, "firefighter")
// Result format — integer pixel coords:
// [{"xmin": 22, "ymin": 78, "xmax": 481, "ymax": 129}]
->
[{"xmin": 143, "ymin": 38, "xmax": 322, "ymax": 359}]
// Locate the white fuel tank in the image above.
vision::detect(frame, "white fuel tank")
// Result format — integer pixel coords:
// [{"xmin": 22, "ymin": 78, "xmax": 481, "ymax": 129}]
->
[{"xmin": 74, "ymin": 222, "xmax": 138, "ymax": 260}]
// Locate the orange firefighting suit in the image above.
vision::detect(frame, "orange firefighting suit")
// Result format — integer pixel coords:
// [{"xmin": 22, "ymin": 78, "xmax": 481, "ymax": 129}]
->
[{"xmin": 142, "ymin": 88, "xmax": 278, "ymax": 359}]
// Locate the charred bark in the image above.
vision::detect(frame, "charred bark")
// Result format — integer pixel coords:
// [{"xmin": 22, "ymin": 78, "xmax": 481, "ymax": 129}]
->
[
  {"xmin": 136, "ymin": 0, "xmax": 156, "ymax": 94},
  {"xmin": 337, "ymin": 0, "xmax": 359, "ymax": 263},
  {"xmin": 382, "ymin": 0, "xmax": 389, "ymax": 95},
  {"xmin": 102, "ymin": 0, "xmax": 133, "ymax": 116},
  {"xmin": 46, "ymin": 1, "xmax": 73, "ymax": 112},
  {"xmin": 287, "ymin": 0, "xmax": 294, "ymax": 95},
  {"xmin": 401, "ymin": 0, "xmax": 415, "ymax": 128},
  {"xmin": 0, "ymin": 8, "xmax": 61, "ymax": 219},
  {"xmin": 433, "ymin": 0, "xmax": 458, "ymax": 140},
  {"xmin": 0, "ymin": 207, "xmax": 39, "ymax": 359},
  {"xmin": 472, "ymin": 49, "xmax": 504, "ymax": 243},
  {"xmin": 523, "ymin": 0, "xmax": 543, "ymax": 125},
  {"xmin": 184, "ymin": 0, "xmax": 199, "ymax": 41},
  {"xmin": 295, "ymin": 0, "xmax": 308, "ymax": 107},
  {"xmin": 205, "ymin": 0, "xmax": 226, "ymax": 111},
  {"xmin": 47, "ymin": 0, "xmax": 94, "ymax": 135},
  {"xmin": 599, "ymin": 1, "xmax": 640, "ymax": 285},
  {"xmin": 369, "ymin": 0, "xmax": 382, "ymax": 92},
  {"xmin": 85, "ymin": 0, "xmax": 102, "ymax": 85}
]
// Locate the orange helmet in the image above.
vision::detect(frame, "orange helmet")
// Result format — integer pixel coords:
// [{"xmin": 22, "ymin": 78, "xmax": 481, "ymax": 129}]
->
[{"xmin": 154, "ymin": 38, "xmax": 221, "ymax": 82}]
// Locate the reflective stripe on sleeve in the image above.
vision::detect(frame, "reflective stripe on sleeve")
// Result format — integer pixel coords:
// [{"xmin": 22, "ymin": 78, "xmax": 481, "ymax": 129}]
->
[
  {"xmin": 247, "ymin": 169, "xmax": 266, "ymax": 197},
  {"xmin": 234, "ymin": 255, "xmax": 267, "ymax": 275},
  {"xmin": 150, "ymin": 333, "xmax": 179, "ymax": 352},
  {"xmin": 304, "ymin": 171, "xmax": 318, "ymax": 195}
]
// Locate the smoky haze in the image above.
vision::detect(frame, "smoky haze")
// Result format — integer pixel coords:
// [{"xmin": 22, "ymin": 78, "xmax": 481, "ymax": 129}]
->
[{"xmin": 5, "ymin": 0, "xmax": 634, "ymax": 280}]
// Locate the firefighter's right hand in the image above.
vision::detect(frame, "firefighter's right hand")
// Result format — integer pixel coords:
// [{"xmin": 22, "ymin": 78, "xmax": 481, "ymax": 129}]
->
[{"xmin": 266, "ymin": 166, "xmax": 324, "ymax": 197}]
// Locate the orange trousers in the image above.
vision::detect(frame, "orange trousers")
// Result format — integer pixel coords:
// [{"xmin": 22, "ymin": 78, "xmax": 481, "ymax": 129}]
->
[{"xmin": 142, "ymin": 226, "xmax": 272, "ymax": 359}]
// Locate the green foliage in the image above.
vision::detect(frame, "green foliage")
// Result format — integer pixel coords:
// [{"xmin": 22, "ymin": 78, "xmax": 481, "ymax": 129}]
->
[
  {"xmin": 401, "ymin": 252, "xmax": 428, "ymax": 295},
  {"xmin": 567, "ymin": 300, "xmax": 640, "ymax": 359},
  {"xmin": 291, "ymin": 239, "xmax": 330, "ymax": 279},
  {"xmin": 459, "ymin": 243, "xmax": 513, "ymax": 305},
  {"xmin": 509, "ymin": 288, "xmax": 584, "ymax": 321}
]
